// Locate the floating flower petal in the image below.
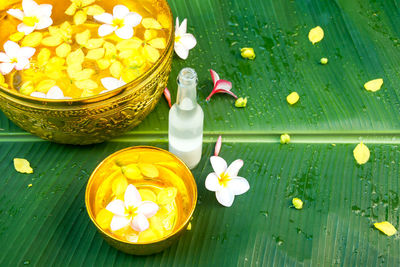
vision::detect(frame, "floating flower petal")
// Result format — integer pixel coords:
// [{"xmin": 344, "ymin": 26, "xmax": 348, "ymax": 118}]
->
[
  {"xmin": 0, "ymin": 41, "xmax": 35, "ymax": 75},
  {"xmin": 353, "ymin": 142, "xmax": 370, "ymax": 165},
  {"xmin": 13, "ymin": 158, "xmax": 33, "ymax": 173},
  {"xmin": 374, "ymin": 221, "xmax": 397, "ymax": 236},
  {"xmin": 206, "ymin": 69, "xmax": 237, "ymax": 101},
  {"xmin": 308, "ymin": 26, "xmax": 324, "ymax": 44},
  {"xmin": 364, "ymin": 78, "xmax": 383, "ymax": 92}
]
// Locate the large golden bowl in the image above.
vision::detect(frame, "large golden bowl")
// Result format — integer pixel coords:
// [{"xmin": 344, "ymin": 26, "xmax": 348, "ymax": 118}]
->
[
  {"xmin": 0, "ymin": 0, "xmax": 173, "ymax": 145},
  {"xmin": 85, "ymin": 146, "xmax": 198, "ymax": 255}
]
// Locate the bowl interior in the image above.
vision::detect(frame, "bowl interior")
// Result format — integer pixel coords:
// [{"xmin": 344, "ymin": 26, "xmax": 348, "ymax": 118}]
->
[{"xmin": 85, "ymin": 146, "xmax": 197, "ymax": 245}]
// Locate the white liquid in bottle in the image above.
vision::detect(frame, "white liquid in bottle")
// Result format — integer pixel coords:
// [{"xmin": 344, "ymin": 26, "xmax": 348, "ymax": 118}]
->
[{"xmin": 168, "ymin": 68, "xmax": 204, "ymax": 169}]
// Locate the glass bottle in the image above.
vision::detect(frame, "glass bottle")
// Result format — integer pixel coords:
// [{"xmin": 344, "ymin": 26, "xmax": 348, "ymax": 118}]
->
[{"xmin": 168, "ymin": 68, "xmax": 204, "ymax": 169}]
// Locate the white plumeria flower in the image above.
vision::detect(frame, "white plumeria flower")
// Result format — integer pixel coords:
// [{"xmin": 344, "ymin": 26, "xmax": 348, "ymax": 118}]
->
[
  {"xmin": 7, "ymin": 0, "xmax": 53, "ymax": 35},
  {"xmin": 174, "ymin": 17, "xmax": 197, "ymax": 60},
  {"xmin": 106, "ymin": 184, "xmax": 159, "ymax": 232},
  {"xmin": 100, "ymin": 77, "xmax": 126, "ymax": 93},
  {"xmin": 30, "ymin": 86, "xmax": 72, "ymax": 99},
  {"xmin": 205, "ymin": 156, "xmax": 250, "ymax": 207},
  {"xmin": 94, "ymin": 5, "xmax": 142, "ymax": 40},
  {"xmin": 0, "ymin": 41, "xmax": 35, "ymax": 75}
]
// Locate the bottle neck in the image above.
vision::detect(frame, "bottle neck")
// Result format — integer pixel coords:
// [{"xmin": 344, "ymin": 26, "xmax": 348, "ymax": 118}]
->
[{"xmin": 176, "ymin": 68, "xmax": 198, "ymax": 110}]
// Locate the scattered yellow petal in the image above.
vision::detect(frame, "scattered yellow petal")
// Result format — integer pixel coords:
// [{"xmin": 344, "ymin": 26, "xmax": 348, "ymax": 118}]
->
[
  {"xmin": 85, "ymin": 5, "xmax": 105, "ymax": 16},
  {"xmin": 110, "ymin": 61, "xmax": 123, "ymax": 78},
  {"xmin": 144, "ymin": 29, "xmax": 157, "ymax": 41},
  {"xmin": 85, "ymin": 38, "xmax": 105, "ymax": 49},
  {"xmin": 320, "ymin": 57, "xmax": 328, "ymax": 65},
  {"xmin": 308, "ymin": 26, "xmax": 324, "ymax": 44},
  {"xmin": 19, "ymin": 81, "xmax": 35, "ymax": 95},
  {"xmin": 374, "ymin": 221, "xmax": 397, "ymax": 236},
  {"xmin": 116, "ymin": 38, "xmax": 142, "ymax": 51},
  {"xmin": 144, "ymin": 45, "xmax": 160, "ymax": 63},
  {"xmin": 81, "ymin": 0, "xmax": 96, "ymax": 6},
  {"xmin": 97, "ymin": 59, "xmax": 111, "ymax": 70},
  {"xmin": 280, "ymin": 133, "xmax": 290, "ymax": 144},
  {"xmin": 66, "ymin": 48, "xmax": 85, "ymax": 65},
  {"xmin": 240, "ymin": 48, "xmax": 255, "ymax": 60},
  {"xmin": 36, "ymin": 79, "xmax": 57, "ymax": 93},
  {"xmin": 121, "ymin": 68, "xmax": 140, "ymax": 83},
  {"xmin": 157, "ymin": 14, "xmax": 170, "ymax": 29},
  {"xmin": 235, "ymin": 97, "xmax": 247, "ymax": 108},
  {"xmin": 121, "ymin": 164, "xmax": 143, "ymax": 180},
  {"xmin": 80, "ymin": 89, "xmax": 96, "ymax": 97},
  {"xmin": 28, "ymin": 183, "xmax": 33, "ymax": 188},
  {"xmin": 149, "ymin": 38, "xmax": 166, "ymax": 49},
  {"xmin": 56, "ymin": 43, "xmax": 72, "ymax": 58},
  {"xmin": 65, "ymin": 3, "xmax": 77, "ymax": 16},
  {"xmin": 67, "ymin": 63, "xmax": 82, "ymax": 75},
  {"xmin": 187, "ymin": 222, "xmax": 192, "ymax": 230},
  {"xmin": 37, "ymin": 48, "xmax": 51, "ymax": 66},
  {"xmin": 9, "ymin": 32, "xmax": 25, "ymax": 42},
  {"xmin": 41, "ymin": 36, "xmax": 63, "ymax": 47},
  {"xmin": 96, "ymin": 208, "xmax": 114, "ymax": 230},
  {"xmin": 287, "ymin": 92, "xmax": 299, "ymax": 105},
  {"xmin": 75, "ymin": 79, "xmax": 98, "ymax": 90},
  {"xmin": 142, "ymin": 18, "xmax": 162, "ymax": 29},
  {"xmin": 86, "ymin": 48, "xmax": 105, "ymax": 60},
  {"xmin": 138, "ymin": 163, "xmax": 159, "ymax": 178},
  {"xmin": 112, "ymin": 177, "xmax": 128, "ymax": 196},
  {"xmin": 353, "ymin": 142, "xmax": 370, "ymax": 165},
  {"xmin": 364, "ymin": 78, "xmax": 383, "ymax": 92},
  {"xmin": 69, "ymin": 68, "xmax": 94, "ymax": 81},
  {"xmin": 292, "ymin": 198, "xmax": 303, "ymax": 209},
  {"xmin": 138, "ymin": 189, "xmax": 157, "ymax": 202},
  {"xmin": 13, "ymin": 158, "xmax": 33, "ymax": 174},
  {"xmin": 74, "ymin": 10, "xmax": 87, "ymax": 25},
  {"xmin": 21, "ymin": 32, "xmax": 43, "ymax": 47},
  {"xmin": 75, "ymin": 29, "xmax": 91, "ymax": 46}
]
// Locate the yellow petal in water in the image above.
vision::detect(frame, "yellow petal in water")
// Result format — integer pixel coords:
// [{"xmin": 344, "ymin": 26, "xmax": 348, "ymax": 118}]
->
[
  {"xmin": 157, "ymin": 187, "xmax": 177, "ymax": 205},
  {"xmin": 42, "ymin": 35, "xmax": 63, "ymax": 47},
  {"xmin": 21, "ymin": 32, "xmax": 43, "ymax": 47},
  {"xmin": 97, "ymin": 59, "xmax": 111, "ymax": 70},
  {"xmin": 149, "ymin": 38, "xmax": 166, "ymax": 49},
  {"xmin": 86, "ymin": 48, "xmax": 105, "ymax": 60},
  {"xmin": 75, "ymin": 29, "xmax": 91, "ymax": 46},
  {"xmin": 121, "ymin": 68, "xmax": 140, "ymax": 83},
  {"xmin": 112, "ymin": 177, "xmax": 128, "ymax": 196},
  {"xmin": 292, "ymin": 198, "xmax": 303, "ymax": 209},
  {"xmin": 138, "ymin": 163, "xmax": 159, "ymax": 178},
  {"xmin": 65, "ymin": 3, "xmax": 76, "ymax": 16},
  {"xmin": 67, "ymin": 48, "xmax": 85, "ymax": 65},
  {"xmin": 138, "ymin": 189, "xmax": 157, "ymax": 202},
  {"xmin": 19, "ymin": 81, "xmax": 35, "ymax": 95},
  {"xmin": 60, "ymin": 21, "xmax": 73, "ymax": 36},
  {"xmin": 374, "ymin": 221, "xmax": 397, "ymax": 236},
  {"xmin": 96, "ymin": 208, "xmax": 114, "ymax": 230},
  {"xmin": 13, "ymin": 158, "xmax": 33, "ymax": 174},
  {"xmin": 80, "ymin": 88, "xmax": 96, "ymax": 97},
  {"xmin": 69, "ymin": 68, "xmax": 94, "ymax": 81},
  {"xmin": 121, "ymin": 164, "xmax": 143, "ymax": 180},
  {"xmin": 36, "ymin": 79, "xmax": 57, "ymax": 93},
  {"xmin": 353, "ymin": 142, "xmax": 370, "ymax": 164},
  {"xmin": 110, "ymin": 61, "xmax": 123, "ymax": 78},
  {"xmin": 144, "ymin": 45, "xmax": 160, "ymax": 63},
  {"xmin": 104, "ymin": 42, "xmax": 117, "ymax": 57},
  {"xmin": 308, "ymin": 26, "xmax": 324, "ymax": 44},
  {"xmin": 67, "ymin": 63, "xmax": 83, "ymax": 76},
  {"xmin": 142, "ymin": 18, "xmax": 162, "ymax": 29},
  {"xmin": 37, "ymin": 48, "xmax": 51, "ymax": 66},
  {"xmin": 116, "ymin": 38, "xmax": 142, "ymax": 51},
  {"xmin": 75, "ymin": 79, "xmax": 98, "ymax": 90},
  {"xmin": 85, "ymin": 38, "xmax": 105, "ymax": 49},
  {"xmin": 56, "ymin": 43, "xmax": 72, "ymax": 58},
  {"xmin": 364, "ymin": 78, "xmax": 383, "ymax": 92},
  {"xmin": 286, "ymin": 92, "xmax": 299, "ymax": 105},
  {"xmin": 86, "ymin": 4, "xmax": 105, "ymax": 16},
  {"xmin": 9, "ymin": 32, "xmax": 25, "ymax": 42},
  {"xmin": 74, "ymin": 10, "xmax": 87, "ymax": 25},
  {"xmin": 157, "ymin": 14, "xmax": 170, "ymax": 29},
  {"xmin": 82, "ymin": 0, "xmax": 96, "ymax": 6},
  {"xmin": 144, "ymin": 29, "xmax": 157, "ymax": 41}
]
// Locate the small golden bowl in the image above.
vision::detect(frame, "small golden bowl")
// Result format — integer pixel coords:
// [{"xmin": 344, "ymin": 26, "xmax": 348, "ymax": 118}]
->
[
  {"xmin": 85, "ymin": 146, "xmax": 197, "ymax": 255},
  {"xmin": 0, "ymin": 0, "xmax": 173, "ymax": 145}
]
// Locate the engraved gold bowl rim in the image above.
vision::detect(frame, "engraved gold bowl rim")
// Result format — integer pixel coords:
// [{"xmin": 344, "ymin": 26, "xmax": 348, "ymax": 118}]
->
[
  {"xmin": 0, "ymin": 0, "xmax": 174, "ymax": 105},
  {"xmin": 85, "ymin": 146, "xmax": 198, "ymax": 246}
]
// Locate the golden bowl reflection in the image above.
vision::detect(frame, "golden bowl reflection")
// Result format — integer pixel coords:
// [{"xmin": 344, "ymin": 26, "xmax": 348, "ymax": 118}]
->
[{"xmin": 85, "ymin": 146, "xmax": 198, "ymax": 255}]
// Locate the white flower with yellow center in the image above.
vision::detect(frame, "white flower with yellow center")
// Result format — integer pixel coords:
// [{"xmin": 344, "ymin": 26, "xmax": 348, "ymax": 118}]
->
[
  {"xmin": 174, "ymin": 17, "xmax": 197, "ymax": 60},
  {"xmin": 106, "ymin": 184, "xmax": 159, "ymax": 232},
  {"xmin": 0, "ymin": 41, "xmax": 35, "ymax": 75},
  {"xmin": 94, "ymin": 5, "xmax": 142, "ymax": 40},
  {"xmin": 7, "ymin": 0, "xmax": 53, "ymax": 35},
  {"xmin": 205, "ymin": 156, "xmax": 250, "ymax": 207}
]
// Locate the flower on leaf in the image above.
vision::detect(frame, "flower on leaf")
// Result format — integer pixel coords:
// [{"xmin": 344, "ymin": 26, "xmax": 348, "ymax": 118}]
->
[
  {"xmin": 65, "ymin": 0, "xmax": 105, "ymax": 25},
  {"xmin": 0, "ymin": 41, "xmax": 35, "ymax": 75},
  {"xmin": 174, "ymin": 17, "xmax": 196, "ymax": 60},
  {"xmin": 206, "ymin": 69, "xmax": 237, "ymax": 101},
  {"xmin": 100, "ymin": 77, "xmax": 126, "ymax": 93},
  {"xmin": 94, "ymin": 5, "xmax": 142, "ymax": 39},
  {"xmin": 106, "ymin": 184, "xmax": 159, "ymax": 232},
  {"xmin": 7, "ymin": 0, "xmax": 53, "ymax": 35}
]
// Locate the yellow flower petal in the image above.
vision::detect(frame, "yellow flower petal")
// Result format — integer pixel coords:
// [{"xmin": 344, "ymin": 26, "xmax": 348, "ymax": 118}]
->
[
  {"xmin": 37, "ymin": 48, "xmax": 51, "ymax": 66},
  {"xmin": 353, "ymin": 142, "xmax": 370, "ymax": 165},
  {"xmin": 138, "ymin": 189, "xmax": 157, "ymax": 202},
  {"xmin": 138, "ymin": 163, "xmax": 159, "ymax": 178},
  {"xmin": 56, "ymin": 43, "xmax": 72, "ymax": 58},
  {"xmin": 286, "ymin": 92, "xmax": 299, "ymax": 105},
  {"xmin": 142, "ymin": 18, "xmax": 162, "ymax": 29},
  {"xmin": 157, "ymin": 187, "xmax": 177, "ymax": 205},
  {"xmin": 36, "ymin": 79, "xmax": 57, "ymax": 93},
  {"xmin": 110, "ymin": 61, "xmax": 123, "ymax": 78},
  {"xmin": 67, "ymin": 63, "xmax": 82, "ymax": 75},
  {"xmin": 157, "ymin": 14, "xmax": 170, "ymax": 29},
  {"xmin": 280, "ymin": 133, "xmax": 290, "ymax": 144},
  {"xmin": 9, "ymin": 32, "xmax": 25, "ymax": 42},
  {"xmin": 74, "ymin": 10, "xmax": 87, "ymax": 25},
  {"xmin": 121, "ymin": 68, "xmax": 140, "ymax": 83},
  {"xmin": 118, "ymin": 49, "xmax": 137, "ymax": 59},
  {"xmin": 81, "ymin": 0, "xmax": 96, "ymax": 6},
  {"xmin": 104, "ymin": 42, "xmax": 117, "ymax": 57},
  {"xmin": 144, "ymin": 45, "xmax": 160, "ymax": 63},
  {"xmin": 112, "ymin": 177, "xmax": 128, "ymax": 196},
  {"xmin": 121, "ymin": 164, "xmax": 142, "ymax": 180},
  {"xmin": 42, "ymin": 36, "xmax": 63, "ymax": 47},
  {"xmin": 292, "ymin": 198, "xmax": 303, "ymax": 209},
  {"xmin": 116, "ymin": 38, "xmax": 142, "ymax": 51},
  {"xmin": 75, "ymin": 79, "xmax": 98, "ymax": 90},
  {"xmin": 85, "ymin": 4, "xmax": 105, "ymax": 16},
  {"xmin": 85, "ymin": 38, "xmax": 104, "ymax": 49},
  {"xmin": 13, "ymin": 158, "xmax": 33, "ymax": 174},
  {"xmin": 308, "ymin": 26, "xmax": 324, "ymax": 44},
  {"xmin": 75, "ymin": 29, "xmax": 91, "ymax": 46},
  {"xmin": 364, "ymin": 78, "xmax": 383, "ymax": 92},
  {"xmin": 144, "ymin": 29, "xmax": 157, "ymax": 41},
  {"xmin": 97, "ymin": 59, "xmax": 111, "ymax": 70},
  {"xmin": 86, "ymin": 48, "xmax": 105, "ymax": 60},
  {"xmin": 65, "ymin": 3, "xmax": 77, "ymax": 15},
  {"xmin": 21, "ymin": 32, "xmax": 43, "ymax": 47},
  {"xmin": 69, "ymin": 68, "xmax": 95, "ymax": 81},
  {"xmin": 96, "ymin": 208, "xmax": 114, "ymax": 230},
  {"xmin": 66, "ymin": 48, "xmax": 85, "ymax": 65},
  {"xmin": 149, "ymin": 38, "xmax": 166, "ymax": 49},
  {"xmin": 374, "ymin": 221, "xmax": 397, "ymax": 236},
  {"xmin": 60, "ymin": 21, "xmax": 73, "ymax": 36},
  {"xmin": 19, "ymin": 81, "xmax": 35, "ymax": 95},
  {"xmin": 80, "ymin": 88, "xmax": 96, "ymax": 97},
  {"xmin": 240, "ymin": 47, "xmax": 256, "ymax": 60}
]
